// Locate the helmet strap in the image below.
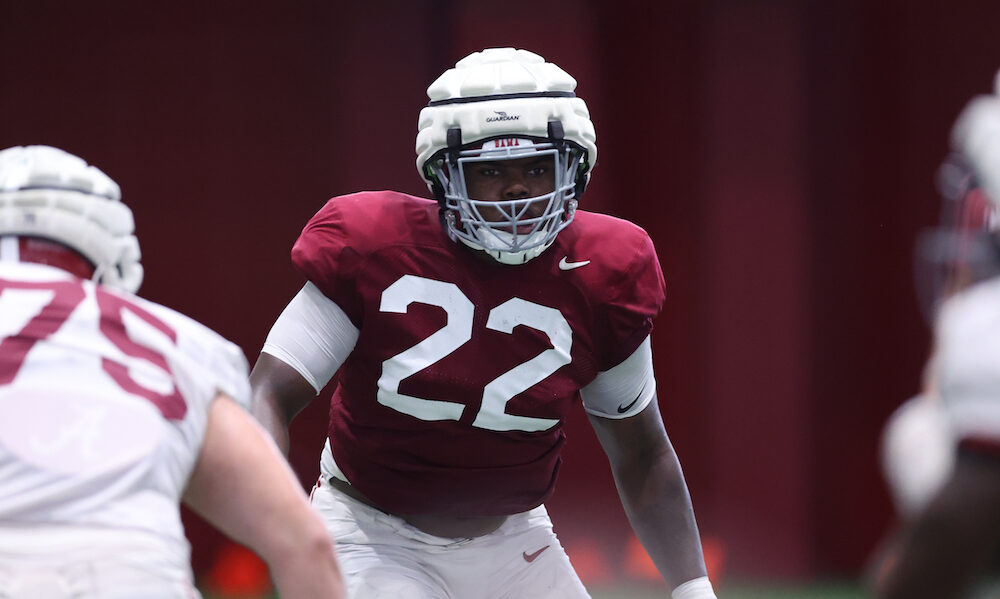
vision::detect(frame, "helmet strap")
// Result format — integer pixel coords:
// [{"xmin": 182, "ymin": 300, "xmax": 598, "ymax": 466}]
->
[
  {"xmin": 547, "ymin": 119, "xmax": 565, "ymax": 141},
  {"xmin": 0, "ymin": 235, "xmax": 96, "ymax": 280},
  {"xmin": 444, "ymin": 126, "xmax": 463, "ymax": 182}
]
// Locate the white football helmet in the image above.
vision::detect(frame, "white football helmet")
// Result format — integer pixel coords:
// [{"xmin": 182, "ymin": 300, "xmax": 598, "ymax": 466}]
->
[
  {"xmin": 913, "ymin": 70, "xmax": 1000, "ymax": 319},
  {"xmin": 0, "ymin": 145, "xmax": 143, "ymax": 292},
  {"xmin": 951, "ymin": 68, "xmax": 1000, "ymax": 209},
  {"xmin": 415, "ymin": 48, "xmax": 597, "ymax": 265}
]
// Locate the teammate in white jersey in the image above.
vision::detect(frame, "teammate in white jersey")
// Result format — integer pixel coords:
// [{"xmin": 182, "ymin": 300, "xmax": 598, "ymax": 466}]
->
[
  {"xmin": 0, "ymin": 145, "xmax": 345, "ymax": 599},
  {"xmin": 877, "ymin": 72, "xmax": 1000, "ymax": 599}
]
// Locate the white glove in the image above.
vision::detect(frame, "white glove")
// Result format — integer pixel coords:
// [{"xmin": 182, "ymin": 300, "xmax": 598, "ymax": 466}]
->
[
  {"xmin": 880, "ymin": 394, "xmax": 955, "ymax": 518},
  {"xmin": 672, "ymin": 576, "xmax": 717, "ymax": 599}
]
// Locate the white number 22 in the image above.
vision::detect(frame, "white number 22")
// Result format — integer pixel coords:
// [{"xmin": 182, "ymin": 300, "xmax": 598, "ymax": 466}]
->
[{"xmin": 376, "ymin": 275, "xmax": 570, "ymax": 432}]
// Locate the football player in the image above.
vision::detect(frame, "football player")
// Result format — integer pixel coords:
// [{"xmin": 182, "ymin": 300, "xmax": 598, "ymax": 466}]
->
[
  {"xmin": 251, "ymin": 48, "xmax": 717, "ymax": 598},
  {"xmin": 0, "ymin": 145, "xmax": 345, "ymax": 598},
  {"xmin": 877, "ymin": 71, "xmax": 1000, "ymax": 599}
]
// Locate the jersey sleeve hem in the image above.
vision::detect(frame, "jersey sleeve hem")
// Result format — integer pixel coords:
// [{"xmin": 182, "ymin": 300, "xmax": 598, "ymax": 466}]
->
[{"xmin": 260, "ymin": 345, "xmax": 323, "ymax": 394}]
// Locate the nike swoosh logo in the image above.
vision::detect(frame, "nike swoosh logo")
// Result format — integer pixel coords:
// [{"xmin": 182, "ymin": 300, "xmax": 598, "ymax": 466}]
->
[
  {"xmin": 617, "ymin": 395, "xmax": 641, "ymax": 414},
  {"xmin": 523, "ymin": 545, "xmax": 550, "ymax": 563},
  {"xmin": 558, "ymin": 256, "xmax": 591, "ymax": 270}
]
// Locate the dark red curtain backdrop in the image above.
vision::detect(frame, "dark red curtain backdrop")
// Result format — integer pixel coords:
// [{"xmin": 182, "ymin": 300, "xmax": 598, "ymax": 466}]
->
[{"xmin": 4, "ymin": 0, "xmax": 1000, "ymax": 584}]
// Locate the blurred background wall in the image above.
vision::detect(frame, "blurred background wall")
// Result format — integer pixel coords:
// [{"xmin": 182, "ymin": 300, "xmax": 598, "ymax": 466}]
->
[{"xmin": 4, "ymin": 0, "xmax": 1000, "ymax": 589}]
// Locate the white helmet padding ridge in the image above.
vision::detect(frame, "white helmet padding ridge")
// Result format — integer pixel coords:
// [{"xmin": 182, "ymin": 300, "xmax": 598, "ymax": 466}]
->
[
  {"xmin": 415, "ymin": 48, "xmax": 597, "ymax": 265},
  {"xmin": 0, "ymin": 145, "xmax": 143, "ymax": 292}
]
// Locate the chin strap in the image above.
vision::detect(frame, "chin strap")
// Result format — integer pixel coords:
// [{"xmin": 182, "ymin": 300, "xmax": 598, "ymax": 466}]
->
[
  {"xmin": 455, "ymin": 229, "xmax": 552, "ymax": 265},
  {"xmin": 0, "ymin": 235, "xmax": 96, "ymax": 281}
]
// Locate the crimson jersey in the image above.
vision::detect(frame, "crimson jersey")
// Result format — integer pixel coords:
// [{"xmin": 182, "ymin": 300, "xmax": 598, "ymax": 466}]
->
[{"xmin": 292, "ymin": 191, "xmax": 666, "ymax": 517}]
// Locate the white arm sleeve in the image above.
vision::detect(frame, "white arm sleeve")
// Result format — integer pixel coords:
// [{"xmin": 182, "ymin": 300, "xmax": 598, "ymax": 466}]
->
[
  {"xmin": 580, "ymin": 335, "xmax": 657, "ymax": 419},
  {"xmin": 260, "ymin": 281, "xmax": 359, "ymax": 393}
]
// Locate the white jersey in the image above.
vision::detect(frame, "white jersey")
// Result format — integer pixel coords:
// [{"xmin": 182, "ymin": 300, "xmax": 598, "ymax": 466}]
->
[
  {"xmin": 936, "ymin": 276, "xmax": 1000, "ymax": 451},
  {"xmin": 0, "ymin": 262, "xmax": 249, "ymax": 552}
]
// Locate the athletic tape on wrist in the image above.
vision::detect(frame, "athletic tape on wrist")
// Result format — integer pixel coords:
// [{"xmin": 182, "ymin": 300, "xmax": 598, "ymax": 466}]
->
[{"xmin": 671, "ymin": 576, "xmax": 717, "ymax": 599}]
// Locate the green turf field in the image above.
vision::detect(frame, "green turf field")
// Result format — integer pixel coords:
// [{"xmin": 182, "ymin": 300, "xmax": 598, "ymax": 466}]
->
[{"xmin": 588, "ymin": 582, "xmax": 864, "ymax": 599}]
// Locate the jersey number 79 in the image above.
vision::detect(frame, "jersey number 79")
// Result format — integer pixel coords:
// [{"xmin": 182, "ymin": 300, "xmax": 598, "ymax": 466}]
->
[{"xmin": 0, "ymin": 279, "xmax": 187, "ymax": 420}]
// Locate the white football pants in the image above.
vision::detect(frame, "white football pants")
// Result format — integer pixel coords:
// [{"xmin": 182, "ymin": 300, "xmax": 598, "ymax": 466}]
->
[
  {"xmin": 0, "ymin": 526, "xmax": 199, "ymax": 599},
  {"xmin": 311, "ymin": 478, "xmax": 591, "ymax": 599}
]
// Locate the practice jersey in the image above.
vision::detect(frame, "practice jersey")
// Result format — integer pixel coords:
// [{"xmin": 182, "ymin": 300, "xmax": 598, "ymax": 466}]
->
[
  {"xmin": 0, "ymin": 262, "xmax": 250, "ymax": 544},
  {"xmin": 936, "ymin": 276, "xmax": 1000, "ymax": 456},
  {"xmin": 292, "ymin": 191, "xmax": 666, "ymax": 517}
]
